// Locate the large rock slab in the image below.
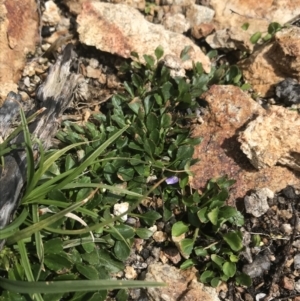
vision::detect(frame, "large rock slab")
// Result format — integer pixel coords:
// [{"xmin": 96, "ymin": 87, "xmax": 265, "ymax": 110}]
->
[
  {"xmin": 0, "ymin": 0, "xmax": 38, "ymax": 105},
  {"xmin": 206, "ymin": 0, "xmax": 300, "ymax": 51},
  {"xmin": 77, "ymin": 1, "xmax": 211, "ymax": 72},
  {"xmin": 239, "ymin": 26, "xmax": 300, "ymax": 97},
  {"xmin": 239, "ymin": 106, "xmax": 300, "ymax": 171},
  {"xmin": 191, "ymin": 85, "xmax": 300, "ymax": 202}
]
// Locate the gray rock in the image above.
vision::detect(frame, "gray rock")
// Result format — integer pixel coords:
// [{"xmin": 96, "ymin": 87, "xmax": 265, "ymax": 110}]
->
[
  {"xmin": 276, "ymin": 78, "xmax": 300, "ymax": 105},
  {"xmin": 243, "ymin": 255, "xmax": 271, "ymax": 278},
  {"xmin": 244, "ymin": 188, "xmax": 273, "ymax": 217}
]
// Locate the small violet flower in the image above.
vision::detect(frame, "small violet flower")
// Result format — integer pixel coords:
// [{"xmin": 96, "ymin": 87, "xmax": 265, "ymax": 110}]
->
[{"xmin": 165, "ymin": 176, "xmax": 179, "ymax": 185}]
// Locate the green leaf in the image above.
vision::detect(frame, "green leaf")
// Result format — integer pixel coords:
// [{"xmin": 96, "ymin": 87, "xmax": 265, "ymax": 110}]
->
[
  {"xmin": 225, "ymin": 65, "xmax": 242, "ymax": 84},
  {"xmin": 140, "ymin": 211, "xmax": 162, "ymax": 226},
  {"xmin": 97, "ymin": 249, "xmax": 124, "ymax": 273},
  {"xmin": 176, "ymin": 145, "xmax": 194, "ymax": 160},
  {"xmin": 82, "ymin": 242, "xmax": 95, "ymax": 254},
  {"xmin": 81, "ymin": 249, "xmax": 99, "ymax": 265},
  {"xmin": 76, "ymin": 263, "xmax": 99, "ymax": 280},
  {"xmin": 252, "ymin": 234, "xmax": 261, "ymax": 247},
  {"xmin": 229, "ymin": 210, "xmax": 244, "ymax": 227},
  {"xmin": 241, "ymin": 83, "xmax": 251, "ymax": 91},
  {"xmin": 223, "ymin": 261, "xmax": 236, "ymax": 277},
  {"xmin": 155, "ymin": 46, "xmax": 164, "ymax": 60},
  {"xmin": 180, "ymin": 46, "xmax": 192, "ymax": 61},
  {"xmin": 206, "ymin": 50, "xmax": 218, "ymax": 59},
  {"xmin": 235, "ymin": 273, "xmax": 252, "ymax": 287},
  {"xmin": 44, "ymin": 252, "xmax": 73, "ymax": 273},
  {"xmin": 229, "ymin": 254, "xmax": 239, "ymax": 263},
  {"xmin": 161, "ymin": 82, "xmax": 172, "ymax": 102},
  {"xmin": 161, "ymin": 113, "xmax": 172, "ymax": 128},
  {"xmin": 180, "ymin": 238, "xmax": 194, "ymax": 258},
  {"xmin": 116, "ymin": 136, "xmax": 128, "ymax": 149},
  {"xmin": 135, "ymin": 228, "xmax": 153, "ymax": 239},
  {"xmin": 268, "ymin": 22, "xmax": 282, "ymax": 35},
  {"xmin": 218, "ymin": 206, "xmax": 238, "ymax": 221},
  {"xmin": 117, "ymin": 166, "xmax": 135, "ymax": 181},
  {"xmin": 110, "ymin": 225, "xmax": 135, "ymax": 240},
  {"xmin": 146, "ymin": 113, "xmax": 159, "ymax": 131},
  {"xmin": 131, "ymin": 74, "xmax": 143, "ymax": 88},
  {"xmin": 262, "ymin": 33, "xmax": 272, "ymax": 42},
  {"xmin": 210, "ymin": 277, "xmax": 221, "ymax": 287},
  {"xmin": 65, "ymin": 154, "xmax": 76, "ymax": 170},
  {"xmin": 199, "ymin": 270, "xmax": 215, "ymax": 283},
  {"xmin": 130, "ymin": 51, "xmax": 139, "ymax": 59},
  {"xmin": 114, "ymin": 241, "xmax": 131, "ymax": 261},
  {"xmin": 149, "ymin": 129, "xmax": 160, "ymax": 145},
  {"xmin": 211, "ymin": 254, "xmax": 225, "ymax": 268},
  {"xmin": 172, "ymin": 221, "xmax": 189, "ymax": 237},
  {"xmin": 144, "ymin": 95, "xmax": 152, "ymax": 115},
  {"xmin": 143, "ymin": 54, "xmax": 155, "ymax": 68},
  {"xmin": 128, "ymin": 97, "xmax": 142, "ymax": 115},
  {"xmin": 250, "ymin": 31, "xmax": 262, "ymax": 44},
  {"xmin": 207, "ymin": 207, "xmax": 219, "ymax": 225},
  {"xmin": 241, "ymin": 22, "xmax": 249, "ymax": 30},
  {"xmin": 223, "ymin": 231, "xmax": 243, "ymax": 252},
  {"xmin": 123, "ymin": 81, "xmax": 135, "ymax": 98},
  {"xmin": 44, "ymin": 238, "xmax": 63, "ymax": 254},
  {"xmin": 197, "ymin": 207, "xmax": 208, "ymax": 223},
  {"xmin": 89, "ymin": 292, "xmax": 107, "ymax": 301},
  {"xmin": 116, "ymin": 289, "xmax": 129, "ymax": 301},
  {"xmin": 178, "ymin": 78, "xmax": 190, "ymax": 95},
  {"xmin": 194, "ymin": 247, "xmax": 208, "ymax": 257},
  {"xmin": 144, "ymin": 138, "xmax": 156, "ymax": 156},
  {"xmin": 180, "ymin": 259, "xmax": 195, "ymax": 270}
]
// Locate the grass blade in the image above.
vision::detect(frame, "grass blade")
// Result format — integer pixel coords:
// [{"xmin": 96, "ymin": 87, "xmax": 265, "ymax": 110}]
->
[
  {"xmin": 0, "ymin": 208, "xmax": 28, "ymax": 239},
  {"xmin": 17, "ymin": 240, "xmax": 43, "ymax": 301},
  {"xmin": 19, "ymin": 107, "xmax": 35, "ymax": 186},
  {"xmin": 6, "ymin": 199, "xmax": 87, "ymax": 245},
  {"xmin": 0, "ymin": 278, "xmax": 166, "ymax": 294},
  {"xmin": 55, "ymin": 125, "xmax": 129, "ymax": 190}
]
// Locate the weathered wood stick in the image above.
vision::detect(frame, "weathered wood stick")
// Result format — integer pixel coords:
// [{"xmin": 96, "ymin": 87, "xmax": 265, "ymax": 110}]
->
[{"xmin": 0, "ymin": 44, "xmax": 88, "ymax": 250}]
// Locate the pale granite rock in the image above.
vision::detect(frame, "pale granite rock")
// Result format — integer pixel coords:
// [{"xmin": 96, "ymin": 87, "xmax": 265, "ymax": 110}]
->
[
  {"xmin": 77, "ymin": 2, "xmax": 211, "ymax": 72},
  {"xmin": 239, "ymin": 105, "xmax": 300, "ymax": 171}
]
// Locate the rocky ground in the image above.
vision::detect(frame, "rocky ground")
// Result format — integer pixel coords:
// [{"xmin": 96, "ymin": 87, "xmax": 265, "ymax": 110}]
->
[{"xmin": 1, "ymin": 0, "xmax": 300, "ymax": 300}]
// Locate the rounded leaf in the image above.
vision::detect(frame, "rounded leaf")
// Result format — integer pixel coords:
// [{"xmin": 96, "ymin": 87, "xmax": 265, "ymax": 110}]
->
[
  {"xmin": 223, "ymin": 261, "xmax": 236, "ymax": 277},
  {"xmin": 223, "ymin": 231, "xmax": 243, "ymax": 251},
  {"xmin": 172, "ymin": 221, "xmax": 189, "ymax": 237},
  {"xmin": 146, "ymin": 113, "xmax": 159, "ymax": 131},
  {"xmin": 250, "ymin": 32, "xmax": 262, "ymax": 44}
]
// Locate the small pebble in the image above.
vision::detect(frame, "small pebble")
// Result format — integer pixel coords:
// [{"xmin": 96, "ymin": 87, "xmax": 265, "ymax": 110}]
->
[
  {"xmin": 281, "ymin": 223, "xmax": 292, "ymax": 235},
  {"xmin": 113, "ymin": 202, "xmax": 129, "ymax": 221},
  {"xmin": 295, "ymin": 279, "xmax": 300, "ymax": 292},
  {"xmin": 294, "ymin": 253, "xmax": 300, "ymax": 269},
  {"xmin": 125, "ymin": 266, "xmax": 137, "ymax": 279},
  {"xmin": 152, "ymin": 231, "xmax": 167, "ymax": 242},
  {"xmin": 281, "ymin": 276, "xmax": 294, "ymax": 290},
  {"xmin": 89, "ymin": 58, "xmax": 99, "ymax": 69},
  {"xmin": 23, "ymin": 77, "xmax": 31, "ymax": 88}
]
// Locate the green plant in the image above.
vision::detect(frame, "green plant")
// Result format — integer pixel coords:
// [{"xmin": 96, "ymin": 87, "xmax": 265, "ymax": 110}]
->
[
  {"xmin": 169, "ymin": 176, "xmax": 251, "ymax": 287},
  {"xmin": 144, "ymin": 2, "xmax": 156, "ymax": 15},
  {"xmin": 0, "ymin": 108, "xmax": 165, "ymax": 301},
  {"xmin": 241, "ymin": 22, "xmax": 283, "ymax": 44},
  {"xmin": 0, "ymin": 45, "xmax": 251, "ymax": 299}
]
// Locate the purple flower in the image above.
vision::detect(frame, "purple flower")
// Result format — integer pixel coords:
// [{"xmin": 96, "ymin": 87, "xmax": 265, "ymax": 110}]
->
[{"xmin": 165, "ymin": 176, "xmax": 179, "ymax": 185}]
